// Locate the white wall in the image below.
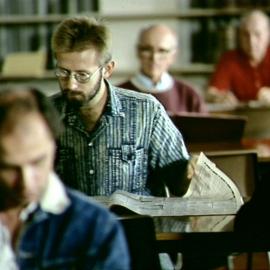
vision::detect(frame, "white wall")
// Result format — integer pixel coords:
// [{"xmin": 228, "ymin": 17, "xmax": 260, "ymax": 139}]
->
[{"xmin": 98, "ymin": 0, "xmax": 200, "ymax": 86}]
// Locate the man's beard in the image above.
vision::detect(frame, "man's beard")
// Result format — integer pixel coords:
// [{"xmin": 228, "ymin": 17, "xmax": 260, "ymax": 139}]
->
[
  {"xmin": 0, "ymin": 179, "xmax": 26, "ymax": 211},
  {"xmin": 63, "ymin": 70, "xmax": 103, "ymax": 109}
]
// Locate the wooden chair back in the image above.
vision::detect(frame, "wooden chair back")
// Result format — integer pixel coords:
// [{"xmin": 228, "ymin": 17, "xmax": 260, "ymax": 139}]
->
[
  {"xmin": 169, "ymin": 112, "xmax": 247, "ymax": 143},
  {"xmin": 206, "ymin": 150, "xmax": 259, "ymax": 200},
  {"xmin": 119, "ymin": 215, "xmax": 162, "ymax": 270}
]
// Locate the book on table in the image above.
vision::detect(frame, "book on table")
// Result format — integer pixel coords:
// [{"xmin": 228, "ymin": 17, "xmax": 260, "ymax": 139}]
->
[{"xmin": 92, "ymin": 152, "xmax": 243, "ymax": 218}]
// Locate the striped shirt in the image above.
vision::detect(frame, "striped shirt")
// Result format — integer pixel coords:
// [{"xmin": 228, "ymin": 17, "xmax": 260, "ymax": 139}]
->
[{"xmin": 52, "ymin": 81, "xmax": 190, "ymax": 196}]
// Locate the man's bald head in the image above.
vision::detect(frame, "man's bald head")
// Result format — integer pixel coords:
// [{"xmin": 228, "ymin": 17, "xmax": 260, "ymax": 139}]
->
[
  {"xmin": 137, "ymin": 24, "xmax": 178, "ymax": 48},
  {"xmin": 136, "ymin": 24, "xmax": 178, "ymax": 83},
  {"xmin": 239, "ymin": 10, "xmax": 270, "ymax": 65}
]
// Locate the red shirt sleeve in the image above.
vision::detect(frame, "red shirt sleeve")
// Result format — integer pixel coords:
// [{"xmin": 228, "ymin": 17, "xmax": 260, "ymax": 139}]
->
[{"xmin": 209, "ymin": 51, "xmax": 234, "ymax": 92}]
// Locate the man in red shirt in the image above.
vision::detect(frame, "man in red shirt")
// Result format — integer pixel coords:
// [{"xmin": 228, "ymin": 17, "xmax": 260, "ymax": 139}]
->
[{"xmin": 207, "ymin": 10, "xmax": 270, "ymax": 105}]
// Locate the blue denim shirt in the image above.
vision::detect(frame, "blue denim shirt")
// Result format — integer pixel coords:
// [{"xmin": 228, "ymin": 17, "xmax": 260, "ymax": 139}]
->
[
  {"xmin": 16, "ymin": 187, "xmax": 130, "ymax": 270},
  {"xmin": 52, "ymin": 81, "xmax": 190, "ymax": 196}
]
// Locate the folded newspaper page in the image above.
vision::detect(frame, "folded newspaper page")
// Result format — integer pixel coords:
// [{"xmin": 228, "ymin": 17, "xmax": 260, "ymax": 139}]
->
[
  {"xmin": 183, "ymin": 152, "xmax": 244, "ymax": 231},
  {"xmin": 93, "ymin": 152, "xmax": 243, "ymax": 218}
]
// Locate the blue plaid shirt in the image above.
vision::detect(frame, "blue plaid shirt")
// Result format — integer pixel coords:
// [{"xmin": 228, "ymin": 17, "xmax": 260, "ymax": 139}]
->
[{"xmin": 52, "ymin": 81, "xmax": 190, "ymax": 196}]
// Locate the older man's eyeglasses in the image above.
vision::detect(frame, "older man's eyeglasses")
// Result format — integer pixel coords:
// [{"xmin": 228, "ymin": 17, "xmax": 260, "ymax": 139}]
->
[
  {"xmin": 138, "ymin": 45, "xmax": 175, "ymax": 58},
  {"xmin": 55, "ymin": 66, "xmax": 102, "ymax": 84}
]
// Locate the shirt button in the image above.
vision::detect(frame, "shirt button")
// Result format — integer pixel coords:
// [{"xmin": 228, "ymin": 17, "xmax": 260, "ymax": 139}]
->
[
  {"xmin": 88, "ymin": 142, "xmax": 93, "ymax": 146},
  {"xmin": 89, "ymin": 169, "xmax": 94, "ymax": 174}
]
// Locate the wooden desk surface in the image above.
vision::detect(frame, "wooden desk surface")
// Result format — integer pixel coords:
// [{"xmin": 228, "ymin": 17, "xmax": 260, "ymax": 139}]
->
[
  {"xmin": 156, "ymin": 231, "xmax": 270, "ymax": 252},
  {"xmin": 156, "ymin": 232, "xmax": 270, "ymax": 269},
  {"xmin": 170, "ymin": 104, "xmax": 270, "ymax": 160},
  {"xmin": 242, "ymin": 138, "xmax": 270, "ymax": 162},
  {"xmin": 208, "ymin": 102, "xmax": 270, "ymax": 139},
  {"xmin": 187, "ymin": 139, "xmax": 270, "ymax": 163}
]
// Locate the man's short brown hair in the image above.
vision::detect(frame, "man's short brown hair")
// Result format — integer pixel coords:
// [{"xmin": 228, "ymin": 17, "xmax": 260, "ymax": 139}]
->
[{"xmin": 51, "ymin": 16, "xmax": 112, "ymax": 64}]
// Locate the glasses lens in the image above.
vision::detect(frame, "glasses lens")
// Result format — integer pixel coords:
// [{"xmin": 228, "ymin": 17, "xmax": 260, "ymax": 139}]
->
[
  {"xmin": 139, "ymin": 46, "xmax": 173, "ymax": 58},
  {"xmin": 55, "ymin": 68, "xmax": 69, "ymax": 78},
  {"xmin": 74, "ymin": 72, "xmax": 91, "ymax": 83},
  {"xmin": 55, "ymin": 67, "xmax": 101, "ymax": 84}
]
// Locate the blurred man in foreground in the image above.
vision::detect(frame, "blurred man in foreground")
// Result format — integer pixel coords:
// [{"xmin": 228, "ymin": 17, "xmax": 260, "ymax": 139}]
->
[{"xmin": 0, "ymin": 87, "xmax": 130, "ymax": 270}]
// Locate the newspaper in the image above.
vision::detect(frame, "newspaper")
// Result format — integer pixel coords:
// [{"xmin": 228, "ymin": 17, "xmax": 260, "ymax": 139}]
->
[
  {"xmin": 183, "ymin": 152, "xmax": 244, "ymax": 231},
  {"xmin": 93, "ymin": 152, "xmax": 243, "ymax": 218}
]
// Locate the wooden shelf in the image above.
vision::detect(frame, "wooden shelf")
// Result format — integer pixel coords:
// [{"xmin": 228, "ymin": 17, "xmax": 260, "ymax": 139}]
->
[
  {"xmin": 0, "ymin": 4, "xmax": 268, "ymax": 90},
  {"xmin": 0, "ymin": 71, "xmax": 55, "ymax": 81},
  {"xmin": 171, "ymin": 64, "xmax": 214, "ymax": 75},
  {"xmin": 0, "ymin": 14, "xmax": 75, "ymax": 25},
  {"xmin": 0, "ymin": 64, "xmax": 214, "ymax": 81},
  {"xmin": 115, "ymin": 64, "xmax": 213, "ymax": 77},
  {"xmin": 1, "ymin": 7, "xmax": 270, "ymax": 25},
  {"xmin": 102, "ymin": 7, "xmax": 270, "ymax": 19}
]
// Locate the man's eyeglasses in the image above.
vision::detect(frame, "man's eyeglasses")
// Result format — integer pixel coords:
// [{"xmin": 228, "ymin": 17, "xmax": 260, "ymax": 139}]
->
[
  {"xmin": 55, "ymin": 66, "xmax": 102, "ymax": 84},
  {"xmin": 138, "ymin": 46, "xmax": 175, "ymax": 58}
]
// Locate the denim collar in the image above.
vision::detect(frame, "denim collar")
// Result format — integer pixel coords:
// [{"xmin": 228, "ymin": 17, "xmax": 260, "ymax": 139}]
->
[
  {"xmin": 106, "ymin": 80, "xmax": 125, "ymax": 117},
  {"xmin": 0, "ymin": 173, "xmax": 70, "ymax": 269},
  {"xmin": 20, "ymin": 172, "xmax": 70, "ymax": 222}
]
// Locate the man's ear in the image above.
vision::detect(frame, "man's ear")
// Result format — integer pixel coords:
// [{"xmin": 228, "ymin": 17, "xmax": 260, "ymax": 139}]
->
[
  {"xmin": 169, "ymin": 48, "xmax": 178, "ymax": 65},
  {"xmin": 136, "ymin": 45, "xmax": 141, "ymax": 58},
  {"xmin": 103, "ymin": 60, "xmax": 115, "ymax": 79}
]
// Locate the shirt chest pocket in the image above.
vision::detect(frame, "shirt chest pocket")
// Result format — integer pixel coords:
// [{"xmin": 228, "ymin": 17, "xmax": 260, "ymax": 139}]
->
[
  {"xmin": 121, "ymin": 145, "xmax": 138, "ymax": 161},
  {"xmin": 109, "ymin": 145, "xmax": 145, "ymax": 163},
  {"xmin": 107, "ymin": 145, "xmax": 147, "ymax": 193}
]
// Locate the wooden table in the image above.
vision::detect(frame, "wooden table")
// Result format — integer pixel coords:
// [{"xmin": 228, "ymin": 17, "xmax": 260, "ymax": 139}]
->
[
  {"xmin": 208, "ymin": 102, "xmax": 270, "ymax": 139},
  {"xmin": 242, "ymin": 138, "xmax": 270, "ymax": 162},
  {"xmin": 156, "ymin": 232, "xmax": 270, "ymax": 270},
  {"xmin": 186, "ymin": 138, "xmax": 270, "ymax": 162}
]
